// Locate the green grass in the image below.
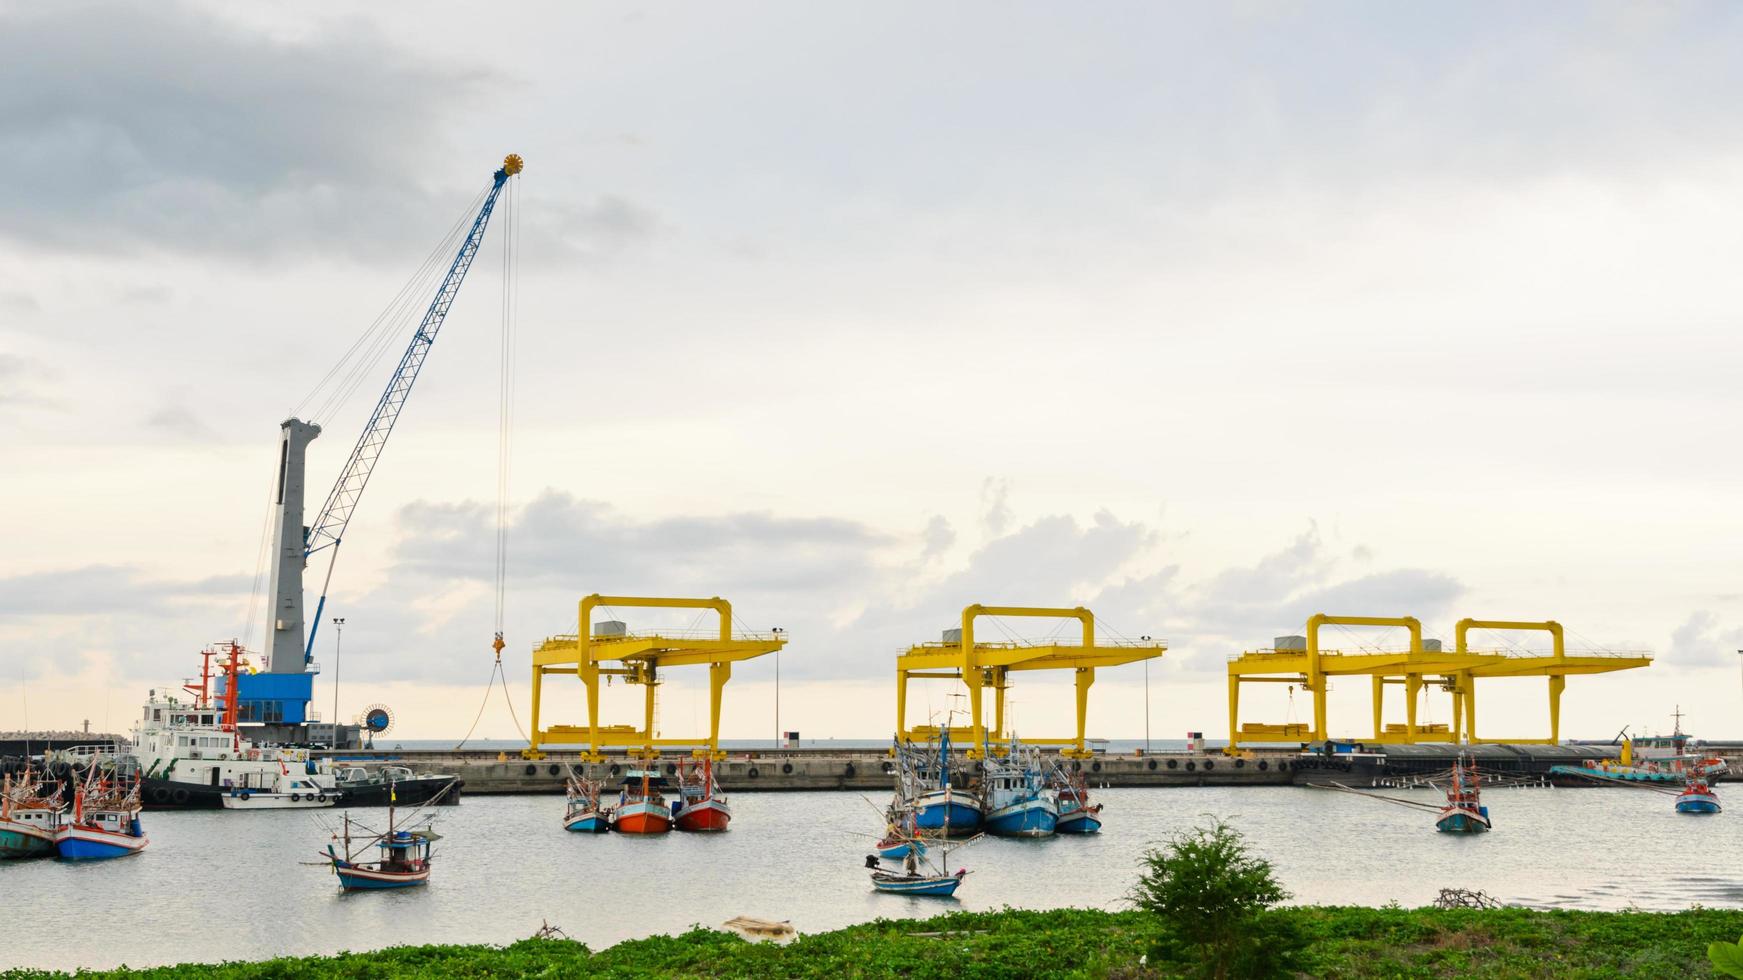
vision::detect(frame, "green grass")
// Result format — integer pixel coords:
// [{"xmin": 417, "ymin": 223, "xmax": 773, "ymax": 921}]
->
[{"xmin": 7, "ymin": 905, "xmax": 1741, "ymax": 978}]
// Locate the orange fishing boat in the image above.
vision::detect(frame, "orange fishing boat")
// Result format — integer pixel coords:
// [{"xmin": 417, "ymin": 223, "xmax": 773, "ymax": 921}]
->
[
  {"xmin": 674, "ymin": 758, "xmax": 731, "ymax": 832},
  {"xmin": 609, "ymin": 769, "xmax": 673, "ymax": 834}
]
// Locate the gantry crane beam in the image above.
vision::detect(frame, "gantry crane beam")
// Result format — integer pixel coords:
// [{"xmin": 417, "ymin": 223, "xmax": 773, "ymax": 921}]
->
[
  {"xmin": 895, "ymin": 604, "xmax": 1164, "ymax": 759},
  {"xmin": 523, "ymin": 594, "xmax": 785, "ymax": 761},
  {"xmin": 1226, "ymin": 614, "xmax": 1651, "ymax": 747}
]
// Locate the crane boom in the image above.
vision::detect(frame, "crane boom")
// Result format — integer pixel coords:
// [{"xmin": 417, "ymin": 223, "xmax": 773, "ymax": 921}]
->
[{"xmin": 297, "ymin": 153, "xmax": 523, "ymax": 663}]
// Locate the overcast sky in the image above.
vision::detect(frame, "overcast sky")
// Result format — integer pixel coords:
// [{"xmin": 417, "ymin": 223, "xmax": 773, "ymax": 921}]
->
[{"xmin": 5, "ymin": 1, "xmax": 1743, "ymax": 743}]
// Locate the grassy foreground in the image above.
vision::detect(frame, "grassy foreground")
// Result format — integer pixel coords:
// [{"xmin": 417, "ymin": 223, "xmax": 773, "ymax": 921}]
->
[{"xmin": 8, "ymin": 905, "xmax": 1742, "ymax": 978}]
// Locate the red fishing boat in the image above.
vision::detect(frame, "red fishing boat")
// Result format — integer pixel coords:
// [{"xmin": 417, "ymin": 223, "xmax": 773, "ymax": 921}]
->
[
  {"xmin": 674, "ymin": 758, "xmax": 731, "ymax": 832},
  {"xmin": 610, "ymin": 769, "xmax": 673, "ymax": 834}
]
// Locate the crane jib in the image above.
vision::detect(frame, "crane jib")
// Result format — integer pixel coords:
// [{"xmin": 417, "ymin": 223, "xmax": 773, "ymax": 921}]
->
[{"xmin": 299, "ymin": 160, "xmax": 517, "ymax": 663}]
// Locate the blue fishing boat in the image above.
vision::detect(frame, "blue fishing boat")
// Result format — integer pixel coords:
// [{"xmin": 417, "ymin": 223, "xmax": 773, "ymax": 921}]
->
[
  {"xmin": 982, "ymin": 741, "xmax": 1057, "ymax": 838},
  {"xmin": 910, "ymin": 728, "xmax": 983, "ymax": 836},
  {"xmin": 324, "ymin": 805, "xmax": 438, "ymax": 890},
  {"xmin": 563, "ymin": 768, "xmax": 611, "ymax": 833},
  {"xmin": 0, "ymin": 768, "xmax": 63, "ymax": 860},
  {"xmin": 876, "ymin": 797, "xmax": 927, "ymax": 859},
  {"xmin": 1050, "ymin": 766, "xmax": 1103, "ymax": 834},
  {"xmin": 866, "ymin": 830, "xmax": 977, "ymax": 898},
  {"xmin": 1676, "ymin": 775, "xmax": 1720, "ymax": 814},
  {"xmin": 55, "ymin": 774, "xmax": 148, "ymax": 860}
]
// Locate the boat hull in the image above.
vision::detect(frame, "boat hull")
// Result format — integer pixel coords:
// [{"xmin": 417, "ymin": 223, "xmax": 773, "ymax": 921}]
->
[
  {"xmin": 1436, "ymin": 805, "xmax": 1490, "ymax": 833},
  {"xmin": 564, "ymin": 811, "xmax": 611, "ymax": 833},
  {"xmin": 55, "ymin": 825, "xmax": 148, "ymax": 860},
  {"xmin": 0, "ymin": 823, "xmax": 56, "ymax": 859},
  {"xmin": 877, "ymin": 838, "xmax": 927, "ymax": 860},
  {"xmin": 675, "ymin": 799, "xmax": 731, "ymax": 832},
  {"xmin": 871, "ymin": 873, "xmax": 963, "ymax": 897},
  {"xmin": 612, "ymin": 802, "xmax": 672, "ymax": 834},
  {"xmin": 333, "ymin": 863, "xmax": 431, "ymax": 890},
  {"xmin": 1055, "ymin": 806, "xmax": 1102, "ymax": 835},
  {"xmin": 984, "ymin": 797, "xmax": 1058, "ymax": 838},
  {"xmin": 142, "ymin": 775, "xmax": 460, "ymax": 810},
  {"xmin": 1676, "ymin": 793, "xmax": 1721, "ymax": 814},
  {"xmin": 912, "ymin": 791, "xmax": 982, "ymax": 836}
]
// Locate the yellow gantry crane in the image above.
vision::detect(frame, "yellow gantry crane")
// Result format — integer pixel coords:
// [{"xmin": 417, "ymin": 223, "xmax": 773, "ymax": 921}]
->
[
  {"xmin": 523, "ymin": 594, "xmax": 786, "ymax": 761},
  {"xmin": 1225, "ymin": 614, "xmax": 1652, "ymax": 748},
  {"xmin": 895, "ymin": 604, "xmax": 1164, "ymax": 759}
]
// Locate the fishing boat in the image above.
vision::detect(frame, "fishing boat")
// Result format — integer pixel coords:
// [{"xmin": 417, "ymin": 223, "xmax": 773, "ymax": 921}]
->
[
  {"xmin": 610, "ymin": 769, "xmax": 673, "ymax": 834},
  {"xmin": 1675, "ymin": 774, "xmax": 1721, "ymax": 814},
  {"xmin": 55, "ymin": 773, "xmax": 148, "ymax": 860},
  {"xmin": 1051, "ymin": 765, "xmax": 1103, "ymax": 834},
  {"xmin": 563, "ymin": 768, "xmax": 611, "ymax": 833},
  {"xmin": 876, "ymin": 797, "xmax": 927, "ymax": 859},
  {"xmin": 0, "ymin": 769, "xmax": 63, "ymax": 860},
  {"xmin": 1435, "ymin": 754, "xmax": 1490, "ymax": 834},
  {"xmin": 908, "ymin": 729, "xmax": 983, "ymax": 837},
  {"xmin": 324, "ymin": 806, "xmax": 438, "ymax": 890},
  {"xmin": 674, "ymin": 758, "xmax": 731, "ymax": 832},
  {"xmin": 981, "ymin": 741, "xmax": 1057, "ymax": 838},
  {"xmin": 866, "ymin": 832, "xmax": 977, "ymax": 897}
]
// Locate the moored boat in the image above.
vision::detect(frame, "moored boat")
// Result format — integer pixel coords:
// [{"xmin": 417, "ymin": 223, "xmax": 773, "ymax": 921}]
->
[
  {"xmin": 563, "ymin": 768, "xmax": 611, "ymax": 833},
  {"xmin": 1435, "ymin": 753, "xmax": 1490, "ymax": 834},
  {"xmin": 1675, "ymin": 775, "xmax": 1721, "ymax": 814},
  {"xmin": 324, "ymin": 806, "xmax": 437, "ymax": 890},
  {"xmin": 0, "ymin": 769, "xmax": 63, "ymax": 860},
  {"xmin": 981, "ymin": 741, "xmax": 1056, "ymax": 838},
  {"xmin": 674, "ymin": 758, "xmax": 731, "ymax": 832},
  {"xmin": 908, "ymin": 729, "xmax": 983, "ymax": 836},
  {"xmin": 1051, "ymin": 766, "xmax": 1103, "ymax": 834},
  {"xmin": 55, "ymin": 773, "xmax": 148, "ymax": 860},
  {"xmin": 866, "ymin": 831, "xmax": 977, "ymax": 898},
  {"xmin": 610, "ymin": 769, "xmax": 673, "ymax": 834}
]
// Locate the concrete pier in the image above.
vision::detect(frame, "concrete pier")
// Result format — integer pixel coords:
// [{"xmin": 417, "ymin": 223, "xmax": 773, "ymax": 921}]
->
[{"xmin": 313, "ymin": 747, "xmax": 1300, "ymax": 794}]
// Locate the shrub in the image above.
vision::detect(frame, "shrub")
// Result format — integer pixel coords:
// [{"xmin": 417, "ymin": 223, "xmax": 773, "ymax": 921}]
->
[
  {"xmin": 1129, "ymin": 818, "xmax": 1304, "ymax": 979},
  {"xmin": 1711, "ymin": 932, "xmax": 1743, "ymax": 978}
]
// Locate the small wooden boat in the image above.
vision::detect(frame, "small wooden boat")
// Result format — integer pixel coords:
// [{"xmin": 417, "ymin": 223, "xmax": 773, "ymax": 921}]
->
[
  {"xmin": 325, "ymin": 807, "xmax": 438, "ymax": 890},
  {"xmin": 0, "ymin": 769, "xmax": 64, "ymax": 860},
  {"xmin": 1435, "ymin": 754, "xmax": 1490, "ymax": 834},
  {"xmin": 876, "ymin": 798, "xmax": 926, "ymax": 859},
  {"xmin": 563, "ymin": 768, "xmax": 611, "ymax": 833},
  {"xmin": 674, "ymin": 758, "xmax": 731, "ymax": 832},
  {"xmin": 1676, "ymin": 775, "xmax": 1721, "ymax": 814},
  {"xmin": 55, "ymin": 773, "xmax": 148, "ymax": 860},
  {"xmin": 610, "ymin": 769, "xmax": 673, "ymax": 834},
  {"xmin": 867, "ymin": 832, "xmax": 978, "ymax": 898}
]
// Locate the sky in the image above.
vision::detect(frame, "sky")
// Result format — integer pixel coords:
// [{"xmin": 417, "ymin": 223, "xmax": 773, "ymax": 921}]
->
[{"xmin": 4, "ymin": 1, "xmax": 1743, "ymax": 744}]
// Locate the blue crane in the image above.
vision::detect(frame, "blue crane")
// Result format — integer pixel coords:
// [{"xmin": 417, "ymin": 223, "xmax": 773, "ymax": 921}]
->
[{"xmin": 280, "ymin": 153, "xmax": 523, "ymax": 667}]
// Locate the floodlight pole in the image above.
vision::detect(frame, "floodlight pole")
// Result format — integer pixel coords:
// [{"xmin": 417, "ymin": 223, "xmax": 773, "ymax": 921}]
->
[{"xmin": 331, "ymin": 617, "xmax": 346, "ymax": 747}]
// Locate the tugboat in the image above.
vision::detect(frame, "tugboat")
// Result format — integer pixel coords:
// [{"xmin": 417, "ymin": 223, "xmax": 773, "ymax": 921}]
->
[
  {"xmin": 610, "ymin": 768, "xmax": 673, "ymax": 834},
  {"xmin": 563, "ymin": 768, "xmax": 611, "ymax": 833},
  {"xmin": 980, "ymin": 741, "xmax": 1057, "ymax": 838},
  {"xmin": 0, "ymin": 768, "xmax": 63, "ymax": 860},
  {"xmin": 1435, "ymin": 753, "xmax": 1491, "ymax": 834},
  {"xmin": 674, "ymin": 758, "xmax": 731, "ymax": 832},
  {"xmin": 132, "ymin": 645, "xmax": 457, "ymax": 810},
  {"xmin": 908, "ymin": 729, "xmax": 983, "ymax": 837},
  {"xmin": 1675, "ymin": 773, "xmax": 1721, "ymax": 814},
  {"xmin": 55, "ymin": 771, "xmax": 148, "ymax": 860},
  {"xmin": 324, "ymin": 804, "xmax": 438, "ymax": 890},
  {"xmin": 1051, "ymin": 765, "xmax": 1104, "ymax": 834}
]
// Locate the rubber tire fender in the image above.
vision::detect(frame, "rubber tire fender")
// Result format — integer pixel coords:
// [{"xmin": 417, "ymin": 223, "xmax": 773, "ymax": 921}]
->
[
  {"xmin": 1257, "ymin": 760, "xmax": 1269, "ymax": 771},
  {"xmin": 151, "ymin": 786, "xmax": 171, "ymax": 804},
  {"xmin": 747, "ymin": 766, "xmax": 760, "ymax": 779},
  {"xmin": 782, "ymin": 763, "xmax": 794, "ymax": 775},
  {"xmin": 844, "ymin": 763, "xmax": 857, "ymax": 778},
  {"xmin": 1185, "ymin": 761, "xmax": 1196, "ymax": 772},
  {"xmin": 291, "ymin": 792, "xmax": 301, "ymax": 803},
  {"xmin": 1166, "ymin": 759, "xmax": 1178, "ymax": 770},
  {"xmin": 238, "ymin": 790, "xmax": 251, "ymax": 801},
  {"xmin": 1146, "ymin": 759, "xmax": 1157, "ymax": 771},
  {"xmin": 170, "ymin": 788, "xmax": 190, "ymax": 805}
]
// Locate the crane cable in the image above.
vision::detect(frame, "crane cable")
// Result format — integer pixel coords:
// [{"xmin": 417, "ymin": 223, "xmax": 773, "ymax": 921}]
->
[{"xmin": 456, "ymin": 175, "xmax": 529, "ymax": 749}]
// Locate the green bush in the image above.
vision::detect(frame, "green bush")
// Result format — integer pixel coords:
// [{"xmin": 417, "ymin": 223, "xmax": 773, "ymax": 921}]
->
[
  {"xmin": 1129, "ymin": 819, "xmax": 1305, "ymax": 979},
  {"xmin": 1711, "ymin": 932, "xmax": 1743, "ymax": 978}
]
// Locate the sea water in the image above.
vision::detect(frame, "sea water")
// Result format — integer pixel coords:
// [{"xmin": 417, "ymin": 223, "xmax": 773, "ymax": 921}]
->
[{"xmin": 2, "ymin": 785, "xmax": 1737, "ymax": 971}]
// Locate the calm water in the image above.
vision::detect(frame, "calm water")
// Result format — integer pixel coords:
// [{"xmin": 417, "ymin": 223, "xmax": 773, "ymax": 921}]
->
[{"xmin": 4, "ymin": 785, "xmax": 1739, "ymax": 971}]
